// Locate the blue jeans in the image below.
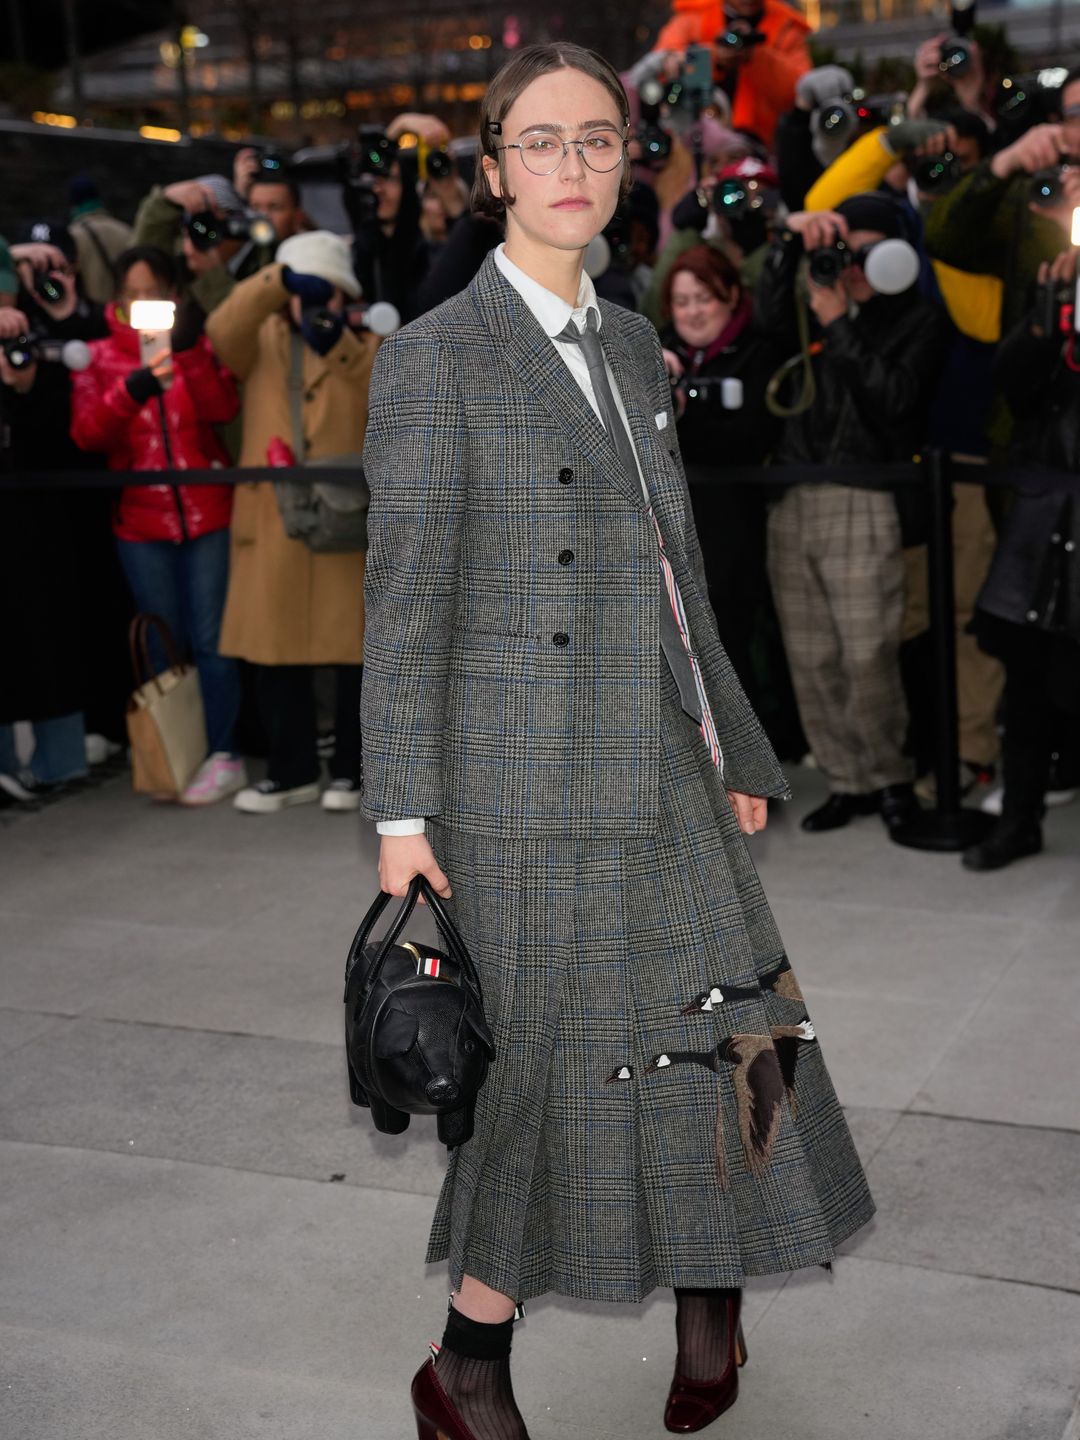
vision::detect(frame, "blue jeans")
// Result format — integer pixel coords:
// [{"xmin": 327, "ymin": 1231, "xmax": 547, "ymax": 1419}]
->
[
  {"xmin": 117, "ymin": 530, "xmax": 240, "ymax": 756},
  {"xmin": 0, "ymin": 713, "xmax": 88, "ymax": 784}
]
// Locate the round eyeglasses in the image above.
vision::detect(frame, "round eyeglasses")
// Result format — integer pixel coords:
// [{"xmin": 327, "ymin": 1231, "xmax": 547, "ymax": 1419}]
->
[{"xmin": 495, "ymin": 129, "xmax": 627, "ymax": 176}]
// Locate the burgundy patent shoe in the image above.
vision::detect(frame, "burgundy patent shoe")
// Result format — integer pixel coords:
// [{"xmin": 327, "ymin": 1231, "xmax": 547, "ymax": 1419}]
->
[
  {"xmin": 663, "ymin": 1297, "xmax": 748, "ymax": 1434},
  {"xmin": 411, "ymin": 1357, "xmax": 478, "ymax": 1440}
]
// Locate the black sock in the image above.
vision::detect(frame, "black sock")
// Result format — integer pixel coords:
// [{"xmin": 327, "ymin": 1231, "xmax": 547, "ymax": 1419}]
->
[
  {"xmin": 674, "ymin": 1287, "xmax": 740, "ymax": 1382},
  {"xmin": 434, "ymin": 1308, "xmax": 528, "ymax": 1440}
]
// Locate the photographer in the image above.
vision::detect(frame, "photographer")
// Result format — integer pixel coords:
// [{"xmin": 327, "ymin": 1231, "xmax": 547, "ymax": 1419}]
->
[
  {"xmin": 651, "ymin": 0, "xmax": 811, "ymax": 146},
  {"xmin": 0, "ymin": 244, "xmax": 94, "ymax": 798},
  {"xmin": 962, "ymin": 246, "xmax": 1080, "ymax": 870},
  {"xmin": 756, "ymin": 197, "xmax": 945, "ymax": 833},
  {"xmin": 205, "ymin": 233, "xmax": 380, "ymax": 814},
  {"xmin": 907, "ymin": 28, "xmax": 993, "ymax": 130},
  {"xmin": 133, "ymin": 173, "xmax": 271, "ymax": 319},
  {"xmin": 347, "ymin": 119, "xmax": 439, "ymax": 324},
  {"xmin": 67, "ymin": 174, "xmax": 135, "ymax": 307},
  {"xmin": 70, "ymin": 245, "xmax": 245, "ymax": 806},
  {"xmin": 233, "ymin": 147, "xmax": 307, "ymax": 245},
  {"xmin": 923, "ymin": 68, "xmax": 1080, "ymax": 340}
]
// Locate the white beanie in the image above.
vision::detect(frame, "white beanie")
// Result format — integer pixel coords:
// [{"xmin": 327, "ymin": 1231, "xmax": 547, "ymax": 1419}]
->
[{"xmin": 276, "ymin": 230, "xmax": 361, "ymax": 300}]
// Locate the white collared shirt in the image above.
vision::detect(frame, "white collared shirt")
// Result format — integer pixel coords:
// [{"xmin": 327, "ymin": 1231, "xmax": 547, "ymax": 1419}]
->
[{"xmin": 376, "ymin": 247, "xmax": 650, "ymax": 838}]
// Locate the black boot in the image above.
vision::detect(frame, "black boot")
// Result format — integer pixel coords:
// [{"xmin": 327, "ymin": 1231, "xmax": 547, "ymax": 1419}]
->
[
  {"xmin": 962, "ymin": 817, "xmax": 1042, "ymax": 871},
  {"xmin": 878, "ymin": 782, "xmax": 919, "ymax": 832},
  {"xmin": 800, "ymin": 793, "xmax": 878, "ymax": 833}
]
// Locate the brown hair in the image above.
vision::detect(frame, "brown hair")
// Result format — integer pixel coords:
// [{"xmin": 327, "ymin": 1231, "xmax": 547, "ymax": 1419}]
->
[
  {"xmin": 472, "ymin": 43, "xmax": 632, "ymax": 221},
  {"xmin": 661, "ymin": 245, "xmax": 743, "ymax": 320}
]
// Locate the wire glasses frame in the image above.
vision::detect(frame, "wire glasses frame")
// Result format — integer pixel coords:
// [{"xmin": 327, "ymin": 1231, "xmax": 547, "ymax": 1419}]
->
[{"xmin": 494, "ymin": 129, "xmax": 628, "ymax": 176}]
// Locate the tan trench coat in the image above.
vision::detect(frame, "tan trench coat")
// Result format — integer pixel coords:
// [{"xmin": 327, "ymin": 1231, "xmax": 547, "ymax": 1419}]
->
[{"xmin": 206, "ymin": 264, "xmax": 379, "ymax": 666}]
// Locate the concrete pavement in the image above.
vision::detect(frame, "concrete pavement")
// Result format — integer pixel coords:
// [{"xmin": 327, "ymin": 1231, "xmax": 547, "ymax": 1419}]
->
[{"xmin": 2, "ymin": 767, "xmax": 1078, "ymax": 1440}]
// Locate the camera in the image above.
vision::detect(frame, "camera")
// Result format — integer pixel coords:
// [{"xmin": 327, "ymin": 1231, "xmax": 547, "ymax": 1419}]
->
[
  {"xmin": 32, "ymin": 270, "xmax": 66, "ymax": 305},
  {"xmin": 716, "ymin": 27, "xmax": 766, "ymax": 56},
  {"xmin": 185, "ymin": 209, "xmax": 276, "ymax": 252},
  {"xmin": 1035, "ymin": 279, "xmax": 1073, "ymax": 338},
  {"xmin": 345, "ymin": 128, "xmax": 397, "ymax": 186},
  {"xmin": 912, "ymin": 150, "xmax": 964, "ymax": 193},
  {"xmin": 674, "ymin": 373, "xmax": 745, "ymax": 409},
  {"xmin": 2, "ymin": 330, "xmax": 91, "ymax": 372},
  {"xmin": 658, "ymin": 43, "xmax": 715, "ymax": 122},
  {"xmin": 807, "ymin": 239, "xmax": 851, "ymax": 287},
  {"xmin": 424, "ymin": 149, "xmax": 453, "ymax": 181},
  {"xmin": 257, "ymin": 149, "xmax": 288, "ymax": 180},
  {"xmin": 996, "ymin": 68, "xmax": 1067, "ymax": 136},
  {"xmin": 636, "ymin": 80, "xmax": 674, "ymax": 167},
  {"xmin": 1029, "ymin": 166, "xmax": 1071, "ymax": 206},
  {"xmin": 940, "ymin": 0, "xmax": 976, "ymax": 78}
]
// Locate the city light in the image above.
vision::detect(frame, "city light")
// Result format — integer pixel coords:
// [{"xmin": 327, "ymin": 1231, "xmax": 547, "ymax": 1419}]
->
[
  {"xmin": 31, "ymin": 112, "xmax": 78, "ymax": 128},
  {"xmin": 139, "ymin": 125, "xmax": 182, "ymax": 142}
]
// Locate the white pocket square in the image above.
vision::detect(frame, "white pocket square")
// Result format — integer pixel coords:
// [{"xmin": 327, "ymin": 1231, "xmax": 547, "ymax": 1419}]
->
[{"xmin": 655, "ymin": 411, "xmax": 669, "ymax": 431}]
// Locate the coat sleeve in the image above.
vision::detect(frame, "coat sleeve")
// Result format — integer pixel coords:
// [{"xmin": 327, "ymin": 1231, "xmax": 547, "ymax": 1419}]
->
[
  {"xmin": 359, "ymin": 331, "xmax": 467, "ymax": 823},
  {"xmin": 642, "ymin": 323, "xmax": 790, "ymax": 800},
  {"xmin": 205, "ymin": 265, "xmax": 289, "ymax": 381},
  {"xmin": 69, "ymin": 355, "xmax": 140, "ymax": 457},
  {"xmin": 173, "ymin": 336, "xmax": 240, "ymax": 426},
  {"xmin": 820, "ymin": 307, "xmax": 943, "ymax": 425}
]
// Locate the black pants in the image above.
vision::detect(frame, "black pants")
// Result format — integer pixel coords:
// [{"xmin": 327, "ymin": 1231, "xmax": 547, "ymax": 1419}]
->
[
  {"xmin": 999, "ymin": 639, "xmax": 1080, "ymax": 823},
  {"xmin": 254, "ymin": 664, "xmax": 362, "ymax": 789}
]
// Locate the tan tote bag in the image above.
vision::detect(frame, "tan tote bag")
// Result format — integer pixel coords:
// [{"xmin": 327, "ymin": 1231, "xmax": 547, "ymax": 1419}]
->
[{"xmin": 126, "ymin": 614, "xmax": 207, "ymax": 798}]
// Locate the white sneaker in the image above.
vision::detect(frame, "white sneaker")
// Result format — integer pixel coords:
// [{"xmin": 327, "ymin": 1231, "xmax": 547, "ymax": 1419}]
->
[
  {"xmin": 233, "ymin": 778, "xmax": 321, "ymax": 814},
  {"xmin": 182, "ymin": 754, "xmax": 249, "ymax": 806},
  {"xmin": 321, "ymin": 778, "xmax": 361, "ymax": 812},
  {"xmin": 0, "ymin": 771, "xmax": 38, "ymax": 803},
  {"xmin": 85, "ymin": 734, "xmax": 124, "ymax": 766},
  {"xmin": 981, "ymin": 782, "xmax": 1077, "ymax": 816}
]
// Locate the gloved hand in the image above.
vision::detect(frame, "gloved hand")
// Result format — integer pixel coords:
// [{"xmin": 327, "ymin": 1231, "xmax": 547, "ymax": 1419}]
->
[
  {"xmin": 281, "ymin": 266, "xmax": 334, "ymax": 306},
  {"xmin": 672, "ymin": 188, "xmax": 710, "ymax": 233},
  {"xmin": 884, "ymin": 118, "xmax": 950, "ymax": 156},
  {"xmin": 300, "ymin": 306, "xmax": 345, "ymax": 356},
  {"xmin": 125, "ymin": 366, "xmax": 163, "ymax": 405},
  {"xmin": 796, "ymin": 65, "xmax": 856, "ymax": 112}
]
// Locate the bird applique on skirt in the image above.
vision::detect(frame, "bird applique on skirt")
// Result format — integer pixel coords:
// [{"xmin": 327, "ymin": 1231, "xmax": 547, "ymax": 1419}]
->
[{"xmin": 426, "ymin": 667, "xmax": 875, "ymax": 1304}]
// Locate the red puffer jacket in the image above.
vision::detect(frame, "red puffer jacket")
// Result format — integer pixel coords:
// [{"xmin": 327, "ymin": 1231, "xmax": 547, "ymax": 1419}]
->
[{"xmin": 70, "ymin": 303, "xmax": 239, "ymax": 543}]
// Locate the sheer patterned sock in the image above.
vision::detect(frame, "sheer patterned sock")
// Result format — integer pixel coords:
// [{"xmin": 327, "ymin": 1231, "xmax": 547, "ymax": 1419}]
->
[
  {"xmin": 674, "ymin": 1287, "xmax": 740, "ymax": 1382},
  {"xmin": 433, "ymin": 1309, "xmax": 528, "ymax": 1440}
]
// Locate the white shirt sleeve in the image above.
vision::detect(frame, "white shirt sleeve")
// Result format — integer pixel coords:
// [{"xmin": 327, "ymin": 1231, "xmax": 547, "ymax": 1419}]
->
[{"xmin": 376, "ymin": 818, "xmax": 427, "ymax": 836}]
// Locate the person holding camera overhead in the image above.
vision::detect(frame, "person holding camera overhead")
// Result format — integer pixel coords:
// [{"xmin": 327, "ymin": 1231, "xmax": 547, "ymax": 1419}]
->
[
  {"xmin": 70, "ymin": 244, "xmax": 245, "ymax": 806},
  {"xmin": 650, "ymin": 0, "xmax": 811, "ymax": 146},
  {"xmin": 756, "ymin": 195, "xmax": 945, "ymax": 834},
  {"xmin": 362, "ymin": 42, "xmax": 873, "ymax": 1440},
  {"xmin": 205, "ymin": 232, "xmax": 380, "ymax": 815}
]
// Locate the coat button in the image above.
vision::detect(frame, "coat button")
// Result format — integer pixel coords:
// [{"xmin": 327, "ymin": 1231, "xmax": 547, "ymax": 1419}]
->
[
  {"xmin": 558, "ymin": 549, "xmax": 574, "ymax": 565},
  {"xmin": 552, "ymin": 631, "xmax": 570, "ymax": 647},
  {"xmin": 558, "ymin": 467, "xmax": 574, "ymax": 484}
]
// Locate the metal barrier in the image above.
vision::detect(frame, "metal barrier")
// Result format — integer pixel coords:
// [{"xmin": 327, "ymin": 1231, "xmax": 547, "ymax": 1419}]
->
[{"xmin": 3, "ymin": 453, "xmax": 1077, "ymax": 852}]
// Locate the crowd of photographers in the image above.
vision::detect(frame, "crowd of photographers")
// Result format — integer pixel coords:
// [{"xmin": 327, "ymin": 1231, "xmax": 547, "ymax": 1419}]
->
[{"xmin": 1, "ymin": 3, "xmax": 1078, "ymax": 873}]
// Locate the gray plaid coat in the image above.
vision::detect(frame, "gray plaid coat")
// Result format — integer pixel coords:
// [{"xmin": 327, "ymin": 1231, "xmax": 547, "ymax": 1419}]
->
[
  {"xmin": 359, "ymin": 253, "xmax": 874, "ymax": 1304},
  {"xmin": 359, "ymin": 251, "xmax": 789, "ymax": 838}
]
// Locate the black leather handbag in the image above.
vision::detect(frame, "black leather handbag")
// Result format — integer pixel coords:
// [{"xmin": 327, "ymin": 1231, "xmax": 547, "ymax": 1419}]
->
[{"xmin": 344, "ymin": 877, "xmax": 495, "ymax": 1149}]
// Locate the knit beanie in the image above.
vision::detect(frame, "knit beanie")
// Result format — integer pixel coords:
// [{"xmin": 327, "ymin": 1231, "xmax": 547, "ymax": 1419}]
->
[
  {"xmin": 276, "ymin": 231, "xmax": 361, "ymax": 299},
  {"xmin": 836, "ymin": 193, "xmax": 906, "ymax": 240}
]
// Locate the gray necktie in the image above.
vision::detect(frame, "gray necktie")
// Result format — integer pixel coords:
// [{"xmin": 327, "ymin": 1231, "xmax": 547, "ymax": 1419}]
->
[{"xmin": 558, "ymin": 310, "xmax": 703, "ymax": 724}]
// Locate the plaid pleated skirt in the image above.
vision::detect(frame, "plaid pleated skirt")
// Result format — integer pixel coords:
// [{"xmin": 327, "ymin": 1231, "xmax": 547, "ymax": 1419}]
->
[{"xmin": 426, "ymin": 668, "xmax": 875, "ymax": 1304}]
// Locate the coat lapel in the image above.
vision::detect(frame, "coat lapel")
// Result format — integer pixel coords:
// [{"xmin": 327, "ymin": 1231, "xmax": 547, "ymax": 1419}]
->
[{"xmin": 470, "ymin": 254, "xmax": 647, "ymax": 513}]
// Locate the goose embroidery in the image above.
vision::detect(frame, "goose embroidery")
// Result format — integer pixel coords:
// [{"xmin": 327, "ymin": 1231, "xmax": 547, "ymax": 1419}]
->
[
  {"xmin": 758, "ymin": 956, "xmax": 804, "ymax": 1003},
  {"xmin": 718, "ymin": 1034, "xmax": 786, "ymax": 1174},
  {"xmin": 604, "ymin": 1064, "xmax": 634, "ymax": 1084},
  {"xmin": 770, "ymin": 1017, "xmax": 818, "ymax": 1106},
  {"xmin": 681, "ymin": 980, "xmax": 761, "ymax": 1015}
]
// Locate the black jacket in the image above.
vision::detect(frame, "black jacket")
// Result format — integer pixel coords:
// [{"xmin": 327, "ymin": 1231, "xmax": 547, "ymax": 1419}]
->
[
  {"xmin": 661, "ymin": 319, "xmax": 784, "ymax": 479},
  {"xmin": 755, "ymin": 230, "xmax": 946, "ymax": 470},
  {"xmin": 974, "ymin": 314, "xmax": 1080, "ymax": 647}
]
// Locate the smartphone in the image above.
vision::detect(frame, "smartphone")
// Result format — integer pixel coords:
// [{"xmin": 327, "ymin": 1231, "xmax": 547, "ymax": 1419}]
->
[{"xmin": 129, "ymin": 299, "xmax": 176, "ymax": 389}]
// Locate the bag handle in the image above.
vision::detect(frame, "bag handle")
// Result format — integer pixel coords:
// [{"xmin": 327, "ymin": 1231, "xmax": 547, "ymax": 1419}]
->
[
  {"xmin": 344, "ymin": 877, "xmax": 484, "ymax": 1004},
  {"xmin": 128, "ymin": 613, "xmax": 187, "ymax": 695}
]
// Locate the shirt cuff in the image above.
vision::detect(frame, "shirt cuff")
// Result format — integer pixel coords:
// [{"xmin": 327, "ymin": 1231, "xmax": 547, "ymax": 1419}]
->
[{"xmin": 376, "ymin": 817, "xmax": 426, "ymax": 836}]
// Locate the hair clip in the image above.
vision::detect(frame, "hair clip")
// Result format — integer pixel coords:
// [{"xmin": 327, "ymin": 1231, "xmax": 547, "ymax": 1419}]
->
[{"xmin": 487, "ymin": 121, "xmax": 503, "ymax": 135}]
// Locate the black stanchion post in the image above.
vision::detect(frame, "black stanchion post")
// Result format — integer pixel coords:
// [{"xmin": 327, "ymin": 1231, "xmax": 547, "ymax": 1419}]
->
[{"xmin": 892, "ymin": 450, "xmax": 992, "ymax": 852}]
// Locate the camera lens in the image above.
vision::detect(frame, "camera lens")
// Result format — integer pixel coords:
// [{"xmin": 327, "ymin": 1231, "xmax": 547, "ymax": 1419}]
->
[
  {"xmin": 34, "ymin": 272, "xmax": 64, "ymax": 304},
  {"xmin": 808, "ymin": 244, "xmax": 849, "ymax": 286},
  {"xmin": 186, "ymin": 211, "xmax": 222, "ymax": 251},
  {"xmin": 426, "ymin": 150, "xmax": 453, "ymax": 181},
  {"xmin": 1029, "ymin": 169, "xmax": 1062, "ymax": 205},
  {"xmin": 939, "ymin": 40, "xmax": 971, "ymax": 77},
  {"xmin": 4, "ymin": 336, "xmax": 33, "ymax": 369},
  {"xmin": 913, "ymin": 151, "xmax": 962, "ymax": 192}
]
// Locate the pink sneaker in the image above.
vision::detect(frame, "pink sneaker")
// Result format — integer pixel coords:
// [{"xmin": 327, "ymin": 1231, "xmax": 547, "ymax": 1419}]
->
[{"xmin": 181, "ymin": 754, "xmax": 248, "ymax": 806}]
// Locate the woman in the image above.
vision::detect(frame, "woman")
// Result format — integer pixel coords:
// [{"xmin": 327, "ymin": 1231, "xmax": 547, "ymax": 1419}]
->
[
  {"xmin": 361, "ymin": 44, "xmax": 874, "ymax": 1440},
  {"xmin": 71, "ymin": 245, "xmax": 244, "ymax": 805},
  {"xmin": 660, "ymin": 244, "xmax": 783, "ymax": 706},
  {"xmin": 205, "ymin": 232, "xmax": 379, "ymax": 814}
]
